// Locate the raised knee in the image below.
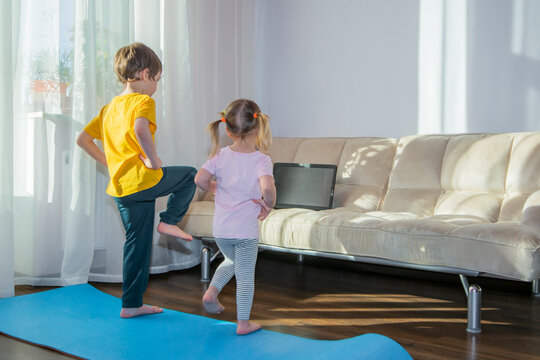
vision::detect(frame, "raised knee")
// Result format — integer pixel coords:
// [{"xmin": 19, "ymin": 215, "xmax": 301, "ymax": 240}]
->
[{"xmin": 188, "ymin": 167, "xmax": 197, "ymax": 181}]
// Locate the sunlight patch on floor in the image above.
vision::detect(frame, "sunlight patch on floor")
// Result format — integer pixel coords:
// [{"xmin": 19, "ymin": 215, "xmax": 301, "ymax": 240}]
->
[{"xmin": 301, "ymin": 293, "xmax": 454, "ymax": 303}]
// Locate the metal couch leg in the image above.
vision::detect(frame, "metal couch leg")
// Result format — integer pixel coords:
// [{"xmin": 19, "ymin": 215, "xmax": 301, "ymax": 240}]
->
[
  {"xmin": 467, "ymin": 284, "xmax": 482, "ymax": 334},
  {"xmin": 201, "ymin": 247, "xmax": 211, "ymax": 282},
  {"xmin": 460, "ymin": 274, "xmax": 482, "ymax": 334},
  {"xmin": 533, "ymin": 279, "xmax": 540, "ymax": 296}
]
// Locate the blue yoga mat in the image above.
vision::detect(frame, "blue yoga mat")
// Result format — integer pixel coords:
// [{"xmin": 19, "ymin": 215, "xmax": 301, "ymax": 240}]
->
[{"xmin": 0, "ymin": 284, "xmax": 412, "ymax": 360}]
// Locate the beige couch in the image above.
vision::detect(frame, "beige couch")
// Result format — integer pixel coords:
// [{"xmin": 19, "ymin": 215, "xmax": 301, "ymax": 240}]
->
[{"xmin": 179, "ymin": 133, "xmax": 540, "ymax": 327}]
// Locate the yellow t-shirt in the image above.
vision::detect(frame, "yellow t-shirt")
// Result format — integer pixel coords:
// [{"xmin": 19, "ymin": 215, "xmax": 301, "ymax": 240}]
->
[{"xmin": 84, "ymin": 93, "xmax": 163, "ymax": 197}]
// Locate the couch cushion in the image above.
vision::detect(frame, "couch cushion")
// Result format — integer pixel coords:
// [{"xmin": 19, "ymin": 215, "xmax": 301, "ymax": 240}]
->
[
  {"xmin": 259, "ymin": 208, "xmax": 540, "ymax": 281},
  {"xmin": 334, "ymin": 138, "xmax": 397, "ymax": 210},
  {"xmin": 270, "ymin": 137, "xmax": 305, "ymax": 163},
  {"xmin": 377, "ymin": 214, "xmax": 487, "ymax": 235},
  {"xmin": 499, "ymin": 194, "xmax": 529, "ymax": 222},
  {"xmin": 505, "ymin": 133, "xmax": 540, "ymax": 194},
  {"xmin": 448, "ymin": 222, "xmax": 540, "ymax": 281},
  {"xmin": 500, "ymin": 133, "xmax": 540, "ymax": 222},
  {"xmin": 434, "ymin": 191, "xmax": 503, "ymax": 222},
  {"xmin": 293, "ymin": 138, "xmax": 346, "ymax": 164},
  {"xmin": 381, "ymin": 189, "xmax": 442, "ymax": 217},
  {"xmin": 434, "ymin": 134, "xmax": 513, "ymax": 221},
  {"xmin": 260, "ymin": 208, "xmax": 419, "ymax": 253},
  {"xmin": 440, "ymin": 134, "xmax": 513, "ymax": 192},
  {"xmin": 177, "ymin": 201, "xmax": 214, "ymax": 237},
  {"xmin": 522, "ymin": 190, "xmax": 540, "ymax": 231},
  {"xmin": 258, "ymin": 208, "xmax": 331, "ymax": 248},
  {"xmin": 382, "ymin": 135, "xmax": 450, "ymax": 215}
]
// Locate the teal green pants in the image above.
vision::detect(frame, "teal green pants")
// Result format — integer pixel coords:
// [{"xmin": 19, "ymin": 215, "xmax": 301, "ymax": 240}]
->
[{"xmin": 114, "ymin": 166, "xmax": 197, "ymax": 308}]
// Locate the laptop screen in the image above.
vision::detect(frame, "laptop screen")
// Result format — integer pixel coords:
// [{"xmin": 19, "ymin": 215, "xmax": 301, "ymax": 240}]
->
[{"xmin": 273, "ymin": 163, "xmax": 337, "ymax": 210}]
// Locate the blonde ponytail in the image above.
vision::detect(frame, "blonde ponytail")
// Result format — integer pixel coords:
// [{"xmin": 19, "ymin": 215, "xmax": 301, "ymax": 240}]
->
[
  {"xmin": 255, "ymin": 113, "xmax": 272, "ymax": 154},
  {"xmin": 207, "ymin": 119, "xmax": 223, "ymax": 158}
]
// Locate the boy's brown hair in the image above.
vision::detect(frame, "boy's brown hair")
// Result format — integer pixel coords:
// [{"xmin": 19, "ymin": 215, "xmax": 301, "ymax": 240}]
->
[{"xmin": 113, "ymin": 42, "xmax": 162, "ymax": 83}]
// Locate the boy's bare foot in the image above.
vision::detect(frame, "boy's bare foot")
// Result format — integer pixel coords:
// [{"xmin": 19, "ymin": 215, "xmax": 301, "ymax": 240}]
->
[
  {"xmin": 236, "ymin": 320, "xmax": 261, "ymax": 335},
  {"xmin": 157, "ymin": 222, "xmax": 193, "ymax": 241},
  {"xmin": 120, "ymin": 305, "xmax": 163, "ymax": 318},
  {"xmin": 202, "ymin": 286, "xmax": 225, "ymax": 314}
]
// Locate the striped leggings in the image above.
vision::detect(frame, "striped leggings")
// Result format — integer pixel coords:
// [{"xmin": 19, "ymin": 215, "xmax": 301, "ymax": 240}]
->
[{"xmin": 210, "ymin": 238, "xmax": 259, "ymax": 320}]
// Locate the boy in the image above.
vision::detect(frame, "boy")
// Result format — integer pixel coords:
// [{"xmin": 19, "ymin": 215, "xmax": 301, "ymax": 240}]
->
[{"xmin": 77, "ymin": 42, "xmax": 196, "ymax": 318}]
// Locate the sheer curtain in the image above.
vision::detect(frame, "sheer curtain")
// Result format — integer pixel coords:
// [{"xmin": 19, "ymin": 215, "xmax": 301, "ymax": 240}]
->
[
  {"xmin": 1, "ymin": 0, "xmax": 256, "ymax": 297},
  {"xmin": 0, "ymin": 0, "xmax": 15, "ymax": 298},
  {"xmin": 1, "ymin": 0, "xmax": 259, "ymax": 297}
]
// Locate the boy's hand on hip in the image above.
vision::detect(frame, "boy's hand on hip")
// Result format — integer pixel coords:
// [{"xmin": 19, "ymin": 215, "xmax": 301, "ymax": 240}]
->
[{"xmin": 139, "ymin": 153, "xmax": 162, "ymax": 169}]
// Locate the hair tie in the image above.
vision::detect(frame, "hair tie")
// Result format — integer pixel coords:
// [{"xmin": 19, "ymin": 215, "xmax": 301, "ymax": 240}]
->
[
  {"xmin": 221, "ymin": 117, "xmax": 226, "ymax": 123},
  {"xmin": 253, "ymin": 113, "xmax": 258, "ymax": 119}
]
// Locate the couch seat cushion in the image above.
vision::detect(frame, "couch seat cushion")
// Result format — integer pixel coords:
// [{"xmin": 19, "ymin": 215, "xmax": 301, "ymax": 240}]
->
[
  {"xmin": 182, "ymin": 202, "xmax": 540, "ymax": 281},
  {"xmin": 178, "ymin": 201, "xmax": 215, "ymax": 238},
  {"xmin": 377, "ymin": 214, "xmax": 487, "ymax": 235},
  {"xmin": 259, "ymin": 209, "xmax": 540, "ymax": 281}
]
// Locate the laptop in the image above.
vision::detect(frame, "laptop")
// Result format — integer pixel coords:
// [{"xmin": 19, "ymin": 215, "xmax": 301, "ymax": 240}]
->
[{"xmin": 273, "ymin": 162, "xmax": 337, "ymax": 210}]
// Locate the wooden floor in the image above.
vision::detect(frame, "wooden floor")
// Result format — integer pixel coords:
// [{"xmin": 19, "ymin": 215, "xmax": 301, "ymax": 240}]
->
[{"xmin": 3, "ymin": 251, "xmax": 540, "ymax": 360}]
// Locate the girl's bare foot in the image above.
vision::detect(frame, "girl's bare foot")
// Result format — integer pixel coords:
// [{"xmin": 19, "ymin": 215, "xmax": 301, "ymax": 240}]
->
[
  {"xmin": 157, "ymin": 222, "xmax": 193, "ymax": 241},
  {"xmin": 202, "ymin": 286, "xmax": 225, "ymax": 314},
  {"xmin": 120, "ymin": 305, "xmax": 163, "ymax": 318},
  {"xmin": 236, "ymin": 320, "xmax": 261, "ymax": 335}
]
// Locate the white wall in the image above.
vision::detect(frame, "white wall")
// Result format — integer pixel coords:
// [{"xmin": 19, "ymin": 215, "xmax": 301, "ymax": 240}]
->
[
  {"xmin": 466, "ymin": 0, "xmax": 540, "ymax": 133},
  {"xmin": 254, "ymin": 0, "xmax": 540, "ymax": 138},
  {"xmin": 255, "ymin": 0, "xmax": 419, "ymax": 138}
]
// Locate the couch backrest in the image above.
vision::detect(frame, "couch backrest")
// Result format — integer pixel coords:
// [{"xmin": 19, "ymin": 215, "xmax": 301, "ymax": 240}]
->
[
  {"xmin": 381, "ymin": 132, "xmax": 540, "ymax": 223},
  {"xmin": 271, "ymin": 137, "xmax": 397, "ymax": 211},
  {"xmin": 244, "ymin": 133, "xmax": 540, "ymax": 224},
  {"xmin": 381, "ymin": 134, "xmax": 450, "ymax": 216},
  {"xmin": 435, "ymin": 134, "xmax": 512, "ymax": 222}
]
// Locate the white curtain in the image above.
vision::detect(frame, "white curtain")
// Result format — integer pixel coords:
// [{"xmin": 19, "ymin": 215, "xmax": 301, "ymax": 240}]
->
[
  {"xmin": 0, "ymin": 0, "xmax": 15, "ymax": 298},
  {"xmin": 1, "ymin": 0, "xmax": 256, "ymax": 297}
]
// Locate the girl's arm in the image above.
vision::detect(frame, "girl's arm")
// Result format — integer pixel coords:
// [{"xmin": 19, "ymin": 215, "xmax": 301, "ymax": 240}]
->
[
  {"xmin": 254, "ymin": 175, "xmax": 276, "ymax": 220},
  {"xmin": 259, "ymin": 175, "xmax": 276, "ymax": 208},
  {"xmin": 194, "ymin": 168, "xmax": 217, "ymax": 194},
  {"xmin": 76, "ymin": 131, "xmax": 107, "ymax": 167},
  {"xmin": 134, "ymin": 117, "xmax": 162, "ymax": 169}
]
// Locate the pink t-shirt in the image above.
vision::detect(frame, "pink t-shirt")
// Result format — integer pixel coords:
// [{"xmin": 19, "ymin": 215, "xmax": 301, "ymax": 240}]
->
[{"xmin": 202, "ymin": 146, "xmax": 274, "ymax": 239}]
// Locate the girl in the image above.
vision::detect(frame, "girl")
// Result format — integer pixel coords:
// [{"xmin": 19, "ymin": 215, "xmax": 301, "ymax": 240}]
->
[{"xmin": 194, "ymin": 99, "xmax": 276, "ymax": 335}]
